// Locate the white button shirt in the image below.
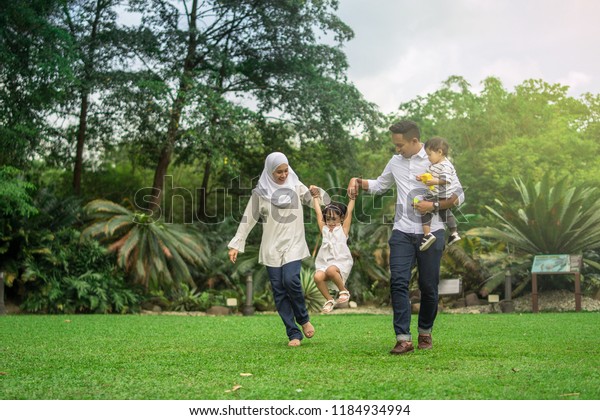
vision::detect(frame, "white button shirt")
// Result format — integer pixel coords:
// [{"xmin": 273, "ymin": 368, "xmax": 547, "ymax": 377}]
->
[
  {"xmin": 366, "ymin": 145, "xmax": 464, "ymax": 234},
  {"xmin": 228, "ymin": 184, "xmax": 317, "ymax": 267}
]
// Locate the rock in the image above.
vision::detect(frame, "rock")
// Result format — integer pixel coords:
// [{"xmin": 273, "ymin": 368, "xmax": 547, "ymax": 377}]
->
[
  {"xmin": 443, "ymin": 290, "xmax": 600, "ymax": 314},
  {"xmin": 411, "ymin": 303, "xmax": 420, "ymax": 314},
  {"xmin": 336, "ymin": 301, "xmax": 349, "ymax": 309},
  {"xmin": 152, "ymin": 305, "xmax": 162, "ymax": 313},
  {"xmin": 4, "ymin": 301, "xmax": 21, "ymax": 314},
  {"xmin": 453, "ymin": 298, "xmax": 466, "ymax": 308},
  {"xmin": 348, "ymin": 301, "xmax": 358, "ymax": 309},
  {"xmin": 141, "ymin": 301, "xmax": 155, "ymax": 311},
  {"xmin": 207, "ymin": 306, "xmax": 232, "ymax": 316},
  {"xmin": 465, "ymin": 293, "xmax": 482, "ymax": 306}
]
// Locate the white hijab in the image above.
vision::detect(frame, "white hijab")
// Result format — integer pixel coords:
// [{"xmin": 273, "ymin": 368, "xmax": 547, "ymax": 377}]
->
[{"xmin": 254, "ymin": 152, "xmax": 302, "ymax": 207}]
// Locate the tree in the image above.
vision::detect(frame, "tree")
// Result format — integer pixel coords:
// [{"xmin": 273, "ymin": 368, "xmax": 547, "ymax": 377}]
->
[
  {"xmin": 397, "ymin": 76, "xmax": 600, "ymax": 215},
  {"xmin": 53, "ymin": 0, "xmax": 142, "ymax": 195},
  {"xmin": 125, "ymin": 0, "xmax": 380, "ymax": 211},
  {"xmin": 0, "ymin": 0, "xmax": 73, "ymax": 168}
]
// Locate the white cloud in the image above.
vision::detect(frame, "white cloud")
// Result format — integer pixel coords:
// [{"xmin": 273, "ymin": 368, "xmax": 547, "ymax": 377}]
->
[
  {"xmin": 336, "ymin": 0, "xmax": 600, "ymax": 113},
  {"xmin": 479, "ymin": 59, "xmax": 543, "ymax": 88},
  {"xmin": 557, "ymin": 72, "xmax": 592, "ymax": 93},
  {"xmin": 350, "ymin": 45, "xmax": 467, "ymax": 112}
]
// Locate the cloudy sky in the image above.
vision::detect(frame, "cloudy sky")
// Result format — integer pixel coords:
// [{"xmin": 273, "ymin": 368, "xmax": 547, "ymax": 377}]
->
[{"xmin": 334, "ymin": 0, "xmax": 600, "ymax": 113}]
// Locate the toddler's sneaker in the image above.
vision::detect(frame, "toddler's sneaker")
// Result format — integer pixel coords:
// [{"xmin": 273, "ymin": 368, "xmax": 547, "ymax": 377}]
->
[
  {"xmin": 447, "ymin": 232, "xmax": 461, "ymax": 246},
  {"xmin": 419, "ymin": 233, "xmax": 436, "ymax": 251}
]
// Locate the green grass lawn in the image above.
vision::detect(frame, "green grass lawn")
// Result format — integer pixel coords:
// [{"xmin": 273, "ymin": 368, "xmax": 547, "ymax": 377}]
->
[{"xmin": 1, "ymin": 312, "xmax": 599, "ymax": 400}]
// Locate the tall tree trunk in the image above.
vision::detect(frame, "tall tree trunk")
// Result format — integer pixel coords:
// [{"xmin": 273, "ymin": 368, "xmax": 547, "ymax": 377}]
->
[
  {"xmin": 148, "ymin": 89, "xmax": 188, "ymax": 212},
  {"xmin": 149, "ymin": 142, "xmax": 173, "ymax": 213},
  {"xmin": 196, "ymin": 156, "xmax": 212, "ymax": 221},
  {"xmin": 0, "ymin": 272, "xmax": 5, "ymax": 315},
  {"xmin": 148, "ymin": 0, "xmax": 199, "ymax": 212},
  {"xmin": 72, "ymin": 93, "xmax": 88, "ymax": 195},
  {"xmin": 67, "ymin": 0, "xmax": 104, "ymax": 196}
]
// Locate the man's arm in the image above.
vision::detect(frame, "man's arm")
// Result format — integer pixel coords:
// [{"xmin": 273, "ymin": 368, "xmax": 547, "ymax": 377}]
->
[
  {"xmin": 413, "ymin": 194, "xmax": 458, "ymax": 214},
  {"xmin": 347, "ymin": 177, "xmax": 367, "ymax": 198},
  {"xmin": 347, "ymin": 160, "xmax": 395, "ymax": 198}
]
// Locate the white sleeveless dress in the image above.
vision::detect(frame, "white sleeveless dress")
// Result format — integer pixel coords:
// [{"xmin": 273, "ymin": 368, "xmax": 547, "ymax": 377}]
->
[{"xmin": 315, "ymin": 225, "xmax": 353, "ymax": 282}]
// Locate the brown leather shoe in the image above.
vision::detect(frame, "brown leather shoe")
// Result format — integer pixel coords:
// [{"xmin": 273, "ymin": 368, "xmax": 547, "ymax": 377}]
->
[
  {"xmin": 418, "ymin": 334, "xmax": 432, "ymax": 350},
  {"xmin": 390, "ymin": 340, "xmax": 414, "ymax": 355}
]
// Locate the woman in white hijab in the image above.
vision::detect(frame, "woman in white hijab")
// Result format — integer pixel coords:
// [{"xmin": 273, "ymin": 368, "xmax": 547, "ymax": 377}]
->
[{"xmin": 228, "ymin": 152, "xmax": 328, "ymax": 347}]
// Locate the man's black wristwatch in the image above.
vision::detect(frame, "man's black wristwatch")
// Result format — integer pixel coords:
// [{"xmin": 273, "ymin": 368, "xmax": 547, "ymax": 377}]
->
[{"xmin": 432, "ymin": 201, "xmax": 440, "ymax": 213}]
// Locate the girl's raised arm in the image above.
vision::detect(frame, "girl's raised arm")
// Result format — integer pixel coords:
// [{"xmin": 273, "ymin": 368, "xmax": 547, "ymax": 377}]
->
[{"xmin": 343, "ymin": 197, "xmax": 355, "ymax": 236}]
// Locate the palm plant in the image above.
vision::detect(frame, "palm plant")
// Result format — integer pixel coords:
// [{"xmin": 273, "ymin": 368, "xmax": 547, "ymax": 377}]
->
[
  {"xmin": 441, "ymin": 235, "xmax": 485, "ymax": 288},
  {"xmin": 468, "ymin": 177, "xmax": 600, "ymax": 294},
  {"xmin": 469, "ymin": 177, "xmax": 600, "ymax": 254},
  {"xmin": 300, "ymin": 267, "xmax": 325, "ymax": 312},
  {"xmin": 82, "ymin": 199, "xmax": 209, "ymax": 292}
]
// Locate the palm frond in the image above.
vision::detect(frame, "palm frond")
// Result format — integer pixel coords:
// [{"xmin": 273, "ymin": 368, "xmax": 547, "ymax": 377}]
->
[
  {"xmin": 300, "ymin": 267, "xmax": 325, "ymax": 312},
  {"xmin": 473, "ymin": 176, "xmax": 600, "ymax": 254},
  {"xmin": 82, "ymin": 199, "xmax": 211, "ymax": 291}
]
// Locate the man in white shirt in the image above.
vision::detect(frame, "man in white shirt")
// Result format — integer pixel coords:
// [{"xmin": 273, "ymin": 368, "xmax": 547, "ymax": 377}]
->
[{"xmin": 348, "ymin": 121, "xmax": 464, "ymax": 355}]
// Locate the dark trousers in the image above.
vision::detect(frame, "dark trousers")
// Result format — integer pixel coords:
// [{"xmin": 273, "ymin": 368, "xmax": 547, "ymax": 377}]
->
[
  {"xmin": 388, "ymin": 229, "xmax": 444, "ymax": 341},
  {"xmin": 266, "ymin": 260, "xmax": 309, "ymax": 341}
]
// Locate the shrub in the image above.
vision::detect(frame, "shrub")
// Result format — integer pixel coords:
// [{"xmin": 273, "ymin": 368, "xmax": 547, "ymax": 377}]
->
[{"xmin": 19, "ymin": 229, "xmax": 142, "ymax": 313}]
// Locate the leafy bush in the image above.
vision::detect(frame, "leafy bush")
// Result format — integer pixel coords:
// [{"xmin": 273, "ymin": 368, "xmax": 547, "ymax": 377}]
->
[
  {"xmin": 168, "ymin": 284, "xmax": 205, "ymax": 311},
  {"xmin": 19, "ymin": 229, "xmax": 142, "ymax": 313}
]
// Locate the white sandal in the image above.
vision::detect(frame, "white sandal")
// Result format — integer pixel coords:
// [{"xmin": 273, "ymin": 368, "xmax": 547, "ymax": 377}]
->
[
  {"xmin": 337, "ymin": 291, "xmax": 350, "ymax": 304},
  {"xmin": 322, "ymin": 299, "xmax": 335, "ymax": 313}
]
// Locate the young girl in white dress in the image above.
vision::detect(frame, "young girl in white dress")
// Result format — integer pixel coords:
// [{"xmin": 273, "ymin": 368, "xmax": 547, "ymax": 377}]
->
[{"xmin": 310, "ymin": 187, "xmax": 355, "ymax": 313}]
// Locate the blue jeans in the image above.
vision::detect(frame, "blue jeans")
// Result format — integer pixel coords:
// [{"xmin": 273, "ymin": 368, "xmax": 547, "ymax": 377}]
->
[
  {"xmin": 388, "ymin": 229, "xmax": 444, "ymax": 342},
  {"xmin": 266, "ymin": 260, "xmax": 309, "ymax": 341}
]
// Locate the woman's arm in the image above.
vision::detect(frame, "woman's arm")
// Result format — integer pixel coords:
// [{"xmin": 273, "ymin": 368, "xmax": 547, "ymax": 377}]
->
[
  {"xmin": 309, "ymin": 185, "xmax": 325, "ymax": 232},
  {"xmin": 227, "ymin": 192, "xmax": 261, "ymax": 263}
]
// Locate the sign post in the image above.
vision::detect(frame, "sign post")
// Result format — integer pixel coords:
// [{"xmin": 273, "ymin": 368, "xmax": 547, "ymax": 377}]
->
[{"xmin": 531, "ymin": 255, "xmax": 582, "ymax": 313}]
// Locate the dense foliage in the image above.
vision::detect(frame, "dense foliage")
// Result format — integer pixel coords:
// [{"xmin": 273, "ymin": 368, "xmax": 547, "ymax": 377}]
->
[{"xmin": 20, "ymin": 229, "xmax": 141, "ymax": 313}]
